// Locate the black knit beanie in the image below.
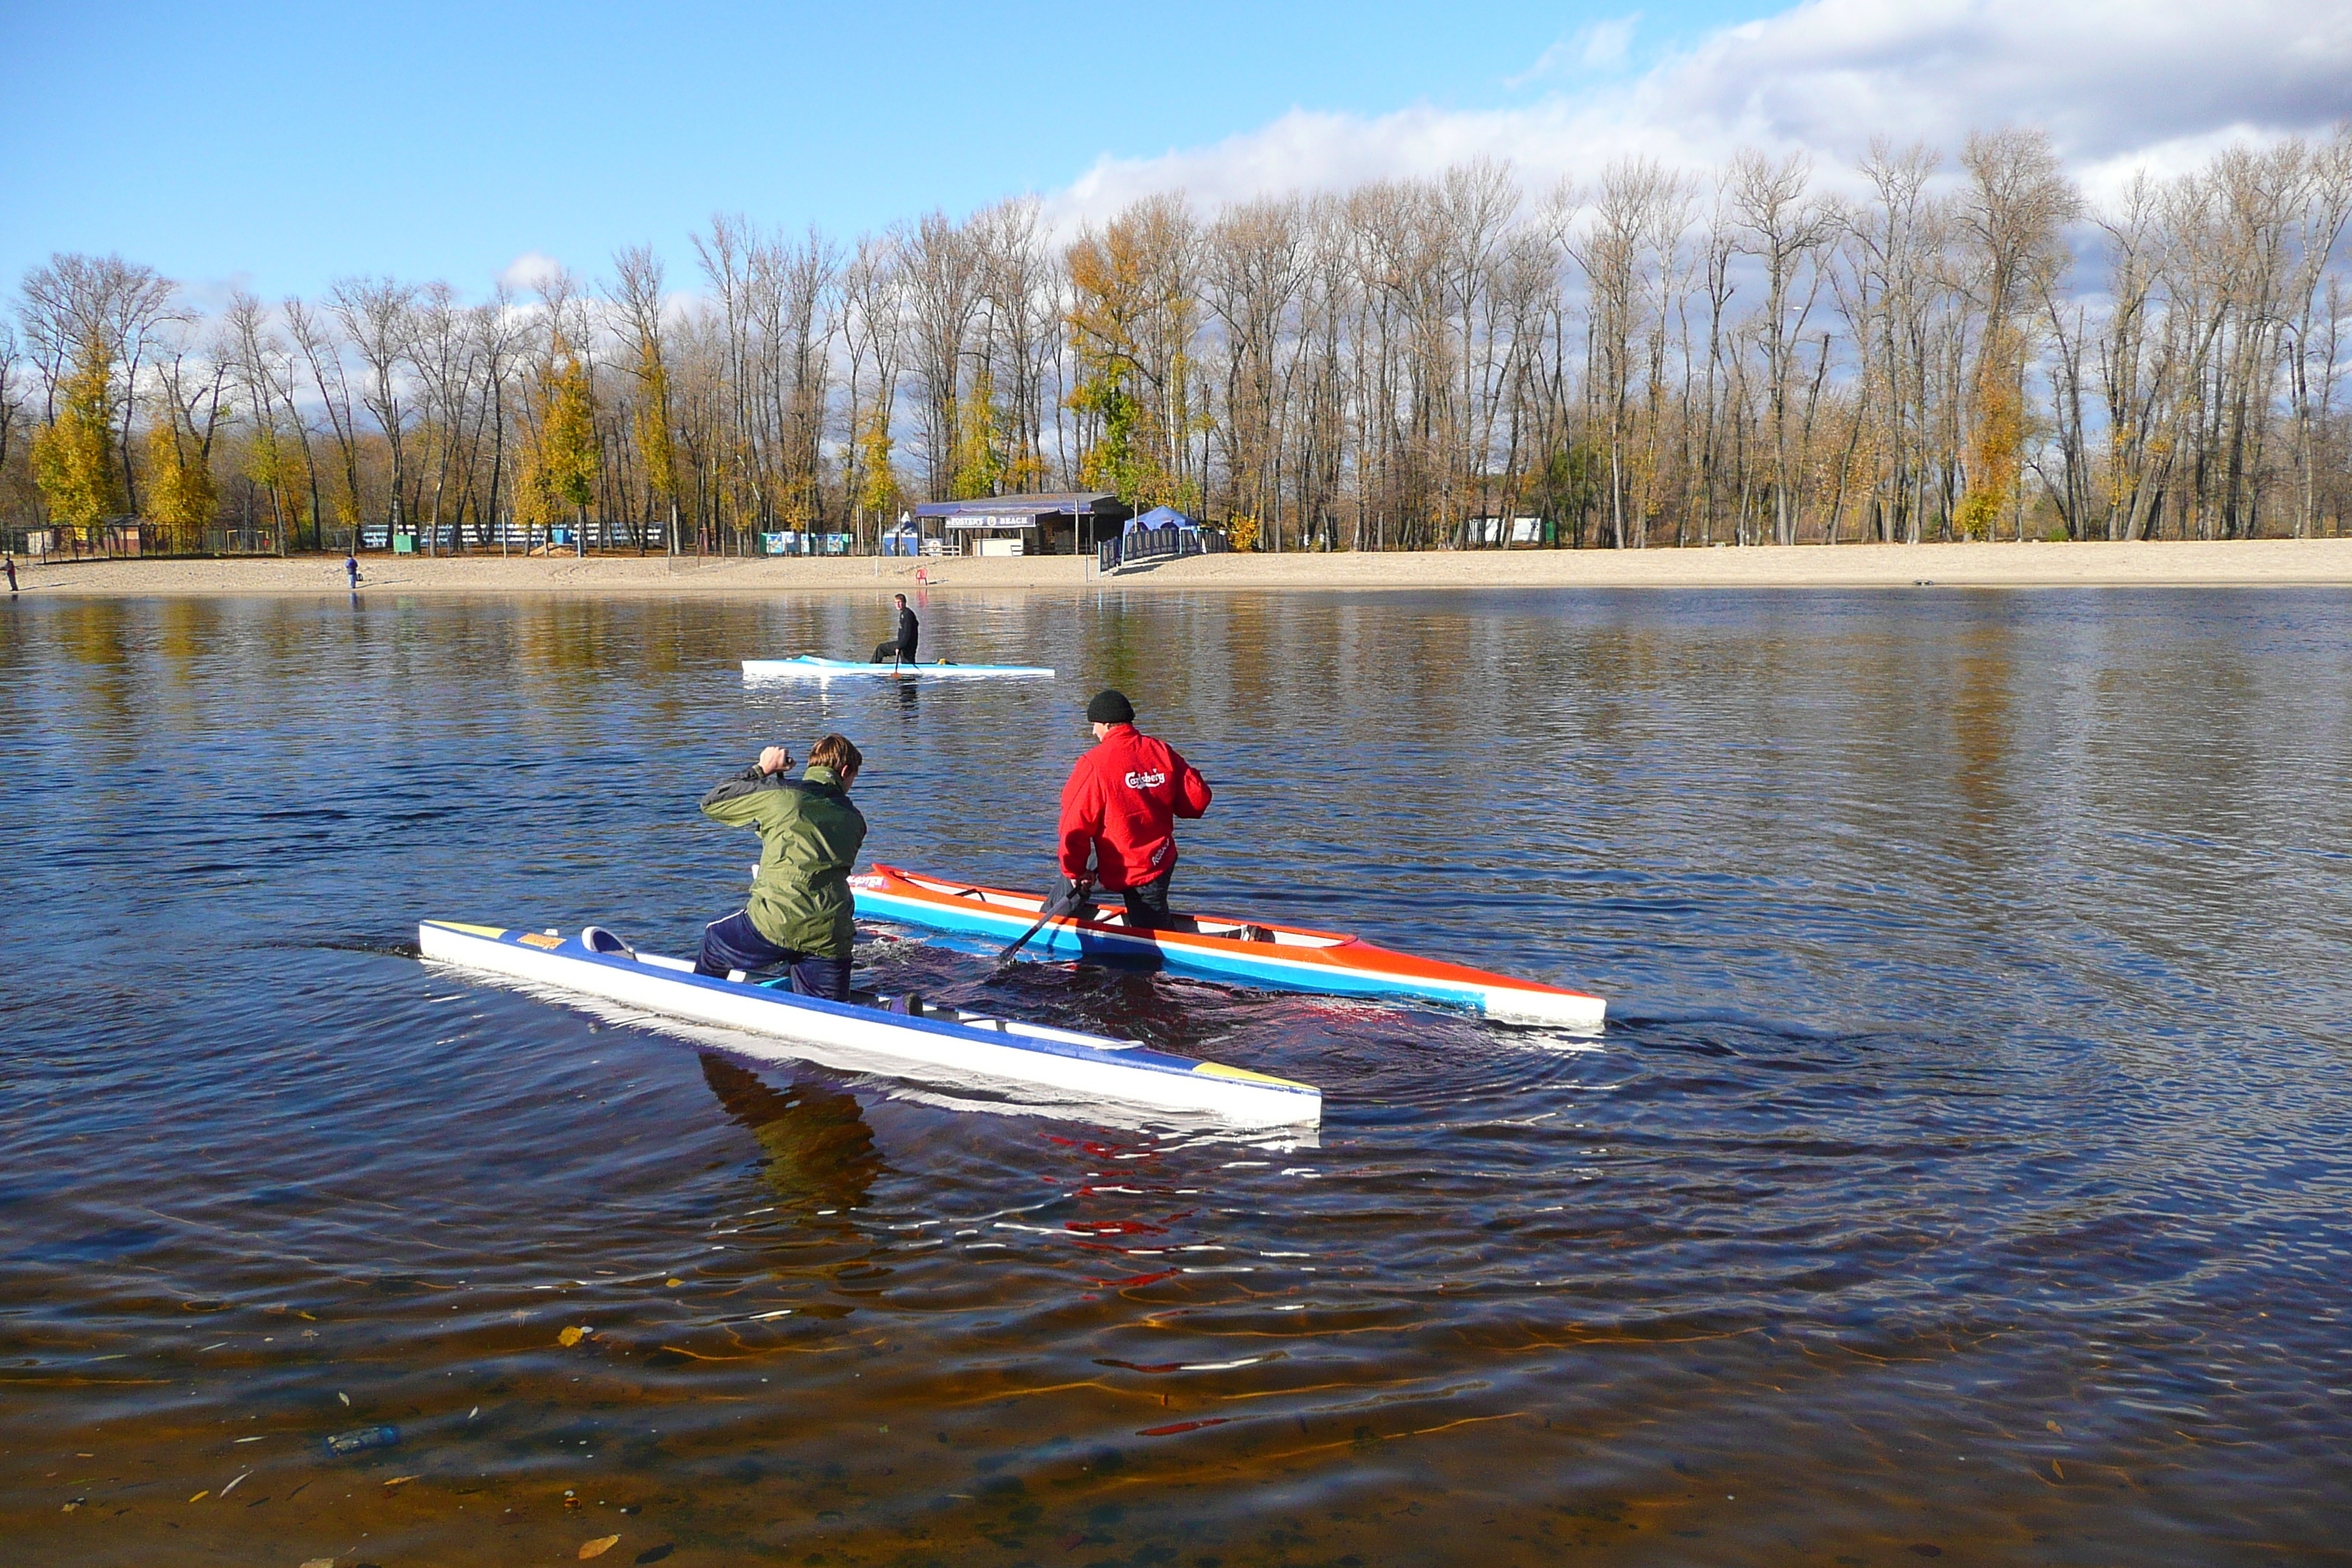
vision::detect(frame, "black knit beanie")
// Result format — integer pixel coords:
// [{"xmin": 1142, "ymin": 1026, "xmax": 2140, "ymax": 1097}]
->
[{"xmin": 1087, "ymin": 690, "xmax": 1136, "ymax": 725}]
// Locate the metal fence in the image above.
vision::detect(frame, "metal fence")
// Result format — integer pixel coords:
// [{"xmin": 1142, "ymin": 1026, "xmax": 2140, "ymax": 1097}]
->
[
  {"xmin": 1098, "ymin": 527, "xmax": 1229, "ymax": 573},
  {"xmin": 3, "ymin": 521, "xmax": 147, "ymax": 562}
]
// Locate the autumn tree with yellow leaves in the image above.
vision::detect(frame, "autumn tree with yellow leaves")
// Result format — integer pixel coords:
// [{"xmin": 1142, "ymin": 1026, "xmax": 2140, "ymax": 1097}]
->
[
  {"xmin": 30, "ymin": 333, "xmax": 120, "ymax": 539},
  {"xmin": 516, "ymin": 328, "xmax": 600, "ymax": 548}
]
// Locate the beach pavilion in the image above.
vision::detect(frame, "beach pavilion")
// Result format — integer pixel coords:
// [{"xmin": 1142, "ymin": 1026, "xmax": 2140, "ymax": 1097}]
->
[{"xmin": 911, "ymin": 492, "xmax": 1131, "ymax": 556}]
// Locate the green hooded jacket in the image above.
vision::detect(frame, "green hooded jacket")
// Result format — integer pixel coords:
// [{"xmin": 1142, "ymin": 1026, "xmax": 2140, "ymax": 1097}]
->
[{"xmin": 701, "ymin": 763, "xmax": 868, "ymax": 957}]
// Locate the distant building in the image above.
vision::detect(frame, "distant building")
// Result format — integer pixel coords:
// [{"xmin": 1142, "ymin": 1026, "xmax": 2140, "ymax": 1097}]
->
[
  {"xmin": 1468, "ymin": 516, "xmax": 1548, "ymax": 547},
  {"xmin": 911, "ymin": 492, "xmax": 1133, "ymax": 556}
]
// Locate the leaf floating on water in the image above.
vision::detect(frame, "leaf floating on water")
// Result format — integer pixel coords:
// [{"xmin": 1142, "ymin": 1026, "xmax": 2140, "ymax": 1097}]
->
[
  {"xmin": 189, "ymin": 1490, "xmax": 210, "ymax": 1502},
  {"xmin": 666, "ymin": 1278, "xmax": 684, "ymax": 1289},
  {"xmin": 61, "ymin": 1497, "xmax": 84, "ymax": 1512},
  {"xmin": 382, "ymin": 1474, "xmax": 418, "ymax": 1490},
  {"xmin": 558, "ymin": 1326, "xmax": 588, "ymax": 1348},
  {"xmin": 299, "ymin": 1558, "xmax": 336, "ymax": 1568},
  {"xmin": 221, "ymin": 1470, "xmax": 252, "ymax": 1496},
  {"xmin": 578, "ymin": 1534, "xmax": 621, "ymax": 1558},
  {"xmin": 336, "ymin": 1392, "xmax": 350, "ymax": 1406}
]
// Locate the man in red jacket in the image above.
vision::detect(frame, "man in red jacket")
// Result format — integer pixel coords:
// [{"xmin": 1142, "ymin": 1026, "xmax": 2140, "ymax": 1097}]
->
[{"xmin": 1056, "ymin": 690, "xmax": 1212, "ymax": 931}]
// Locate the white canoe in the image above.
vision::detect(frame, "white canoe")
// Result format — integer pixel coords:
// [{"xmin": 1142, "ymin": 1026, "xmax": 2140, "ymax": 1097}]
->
[
  {"xmin": 742, "ymin": 655, "xmax": 1055, "ymax": 679},
  {"xmin": 418, "ymin": 920, "xmax": 1319, "ymax": 1128}
]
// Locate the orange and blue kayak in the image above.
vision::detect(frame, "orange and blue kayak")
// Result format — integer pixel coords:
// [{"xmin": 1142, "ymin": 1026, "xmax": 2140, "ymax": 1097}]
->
[{"xmin": 850, "ymin": 864, "xmax": 1607, "ymax": 1029}]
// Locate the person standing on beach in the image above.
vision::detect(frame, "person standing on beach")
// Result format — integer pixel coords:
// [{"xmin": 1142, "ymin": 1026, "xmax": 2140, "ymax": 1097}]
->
[
  {"xmin": 1055, "ymin": 690, "xmax": 1211, "ymax": 932},
  {"xmin": 5, "ymin": 556, "xmax": 17, "ymax": 595},
  {"xmin": 344, "ymin": 554, "xmax": 360, "ymax": 591},
  {"xmin": 695, "ymin": 734, "xmax": 867, "ymax": 1000},
  {"xmin": 891, "ymin": 592, "xmax": 919, "ymax": 670}
]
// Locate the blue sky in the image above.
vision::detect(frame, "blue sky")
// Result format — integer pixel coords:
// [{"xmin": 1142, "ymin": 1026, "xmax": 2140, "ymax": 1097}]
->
[
  {"xmin": 5, "ymin": 1, "xmax": 2343, "ymax": 305},
  {"xmin": 0, "ymin": 1, "xmax": 1760, "ymax": 301}
]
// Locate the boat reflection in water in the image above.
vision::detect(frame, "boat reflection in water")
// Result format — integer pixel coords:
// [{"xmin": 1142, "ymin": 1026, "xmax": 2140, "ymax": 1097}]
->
[
  {"xmin": 698, "ymin": 1054, "xmax": 881, "ymax": 1211},
  {"xmin": 562, "ymin": 995, "xmax": 1318, "ymax": 1146}
]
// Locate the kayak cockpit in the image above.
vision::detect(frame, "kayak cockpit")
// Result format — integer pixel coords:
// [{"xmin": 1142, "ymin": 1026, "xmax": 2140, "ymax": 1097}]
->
[{"xmin": 880, "ymin": 869, "xmax": 1349, "ymax": 948}]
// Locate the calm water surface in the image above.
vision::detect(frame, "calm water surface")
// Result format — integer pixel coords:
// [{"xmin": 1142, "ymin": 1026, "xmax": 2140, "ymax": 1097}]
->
[{"xmin": 3, "ymin": 586, "xmax": 2350, "ymax": 1566}]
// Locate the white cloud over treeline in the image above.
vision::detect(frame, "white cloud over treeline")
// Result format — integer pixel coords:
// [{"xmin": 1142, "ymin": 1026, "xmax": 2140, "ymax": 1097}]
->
[{"xmin": 1052, "ymin": 0, "xmax": 2352, "ymax": 221}]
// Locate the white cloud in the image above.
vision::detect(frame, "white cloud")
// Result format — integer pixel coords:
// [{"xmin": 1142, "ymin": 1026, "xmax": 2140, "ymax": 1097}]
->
[
  {"xmin": 498, "ymin": 250, "xmax": 567, "ymax": 293},
  {"xmin": 1049, "ymin": 0, "xmax": 2352, "ymax": 225},
  {"xmin": 1505, "ymin": 15, "xmax": 1641, "ymax": 90}
]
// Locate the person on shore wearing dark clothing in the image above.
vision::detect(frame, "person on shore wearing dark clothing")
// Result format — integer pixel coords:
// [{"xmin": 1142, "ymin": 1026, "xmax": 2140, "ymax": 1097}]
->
[
  {"xmin": 344, "ymin": 554, "xmax": 360, "ymax": 591},
  {"xmin": 1055, "ymin": 690, "xmax": 1211, "ymax": 932},
  {"xmin": 696, "ymin": 733, "xmax": 867, "ymax": 999},
  {"xmin": 5, "ymin": 556, "xmax": 18, "ymax": 595}
]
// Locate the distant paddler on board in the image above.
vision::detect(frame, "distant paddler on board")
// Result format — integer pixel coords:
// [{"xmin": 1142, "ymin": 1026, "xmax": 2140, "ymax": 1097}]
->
[
  {"xmin": 695, "ymin": 734, "xmax": 867, "ymax": 999},
  {"xmin": 1052, "ymin": 690, "xmax": 1212, "ymax": 934},
  {"xmin": 869, "ymin": 592, "xmax": 919, "ymax": 671}
]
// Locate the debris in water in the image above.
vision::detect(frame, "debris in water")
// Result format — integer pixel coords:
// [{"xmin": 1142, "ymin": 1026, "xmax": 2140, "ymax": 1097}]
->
[
  {"xmin": 578, "ymin": 1537, "xmax": 620, "ymax": 1559},
  {"xmin": 324, "ymin": 1425, "xmax": 400, "ymax": 1458}
]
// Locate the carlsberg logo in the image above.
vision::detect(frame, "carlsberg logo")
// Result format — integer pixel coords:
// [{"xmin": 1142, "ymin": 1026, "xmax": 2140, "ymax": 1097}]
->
[{"xmin": 1124, "ymin": 769, "xmax": 1168, "ymax": 789}]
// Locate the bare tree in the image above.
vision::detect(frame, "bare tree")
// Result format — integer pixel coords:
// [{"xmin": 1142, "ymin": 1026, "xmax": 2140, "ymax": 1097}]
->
[
  {"xmin": 330, "ymin": 277, "xmax": 421, "ymax": 539},
  {"xmin": 1730, "ymin": 151, "xmax": 1836, "ymax": 545}
]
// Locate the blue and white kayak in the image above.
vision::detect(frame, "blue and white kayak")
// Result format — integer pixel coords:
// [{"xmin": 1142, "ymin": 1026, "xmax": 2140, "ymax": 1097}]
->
[
  {"xmin": 417, "ymin": 919, "xmax": 1318, "ymax": 1127},
  {"xmin": 852, "ymin": 865, "xmax": 1608, "ymax": 1029},
  {"xmin": 742, "ymin": 656, "xmax": 1055, "ymax": 679}
]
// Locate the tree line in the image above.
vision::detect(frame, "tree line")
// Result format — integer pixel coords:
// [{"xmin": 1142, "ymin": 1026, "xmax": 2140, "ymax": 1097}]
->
[{"xmin": 4, "ymin": 125, "xmax": 2348, "ymax": 554}]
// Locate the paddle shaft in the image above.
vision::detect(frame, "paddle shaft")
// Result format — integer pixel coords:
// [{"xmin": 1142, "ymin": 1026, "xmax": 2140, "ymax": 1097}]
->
[{"xmin": 991, "ymin": 883, "xmax": 1092, "ymax": 970}]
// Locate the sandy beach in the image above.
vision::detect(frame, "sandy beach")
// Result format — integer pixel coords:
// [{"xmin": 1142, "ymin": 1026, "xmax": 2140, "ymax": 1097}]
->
[{"xmin": 9, "ymin": 536, "xmax": 2352, "ymax": 598}]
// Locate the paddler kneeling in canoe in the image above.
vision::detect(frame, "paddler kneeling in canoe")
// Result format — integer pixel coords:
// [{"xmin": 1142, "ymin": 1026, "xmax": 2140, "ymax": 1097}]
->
[
  {"xmin": 696, "ymin": 734, "xmax": 867, "ymax": 999},
  {"xmin": 1055, "ymin": 690, "xmax": 1210, "ymax": 932}
]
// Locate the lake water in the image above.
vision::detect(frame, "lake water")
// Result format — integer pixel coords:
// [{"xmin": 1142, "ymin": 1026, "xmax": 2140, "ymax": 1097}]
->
[{"xmin": 4, "ymin": 585, "xmax": 2350, "ymax": 1566}]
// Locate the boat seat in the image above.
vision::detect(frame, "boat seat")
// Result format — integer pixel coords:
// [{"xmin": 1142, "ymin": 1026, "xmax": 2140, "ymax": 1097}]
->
[{"xmin": 579, "ymin": 925, "xmax": 635, "ymax": 957}]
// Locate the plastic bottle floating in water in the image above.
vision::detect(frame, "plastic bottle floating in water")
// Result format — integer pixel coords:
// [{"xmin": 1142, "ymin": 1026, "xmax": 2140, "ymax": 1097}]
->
[{"xmin": 324, "ymin": 1425, "xmax": 400, "ymax": 1457}]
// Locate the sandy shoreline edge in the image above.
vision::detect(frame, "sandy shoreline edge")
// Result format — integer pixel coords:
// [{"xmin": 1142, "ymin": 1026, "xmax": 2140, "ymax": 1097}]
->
[{"xmin": 9, "ymin": 538, "xmax": 2352, "ymax": 597}]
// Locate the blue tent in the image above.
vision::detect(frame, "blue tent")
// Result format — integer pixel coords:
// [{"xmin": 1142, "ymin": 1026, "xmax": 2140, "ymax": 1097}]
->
[{"xmin": 1126, "ymin": 505, "xmax": 1199, "ymax": 535}]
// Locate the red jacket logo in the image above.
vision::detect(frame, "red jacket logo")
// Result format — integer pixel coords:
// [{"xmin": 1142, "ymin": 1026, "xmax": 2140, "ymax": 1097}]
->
[{"xmin": 1123, "ymin": 769, "xmax": 1167, "ymax": 789}]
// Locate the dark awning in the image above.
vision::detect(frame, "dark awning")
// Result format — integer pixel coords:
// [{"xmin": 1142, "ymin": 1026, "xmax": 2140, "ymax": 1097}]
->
[{"xmin": 912, "ymin": 492, "xmax": 1126, "ymax": 521}]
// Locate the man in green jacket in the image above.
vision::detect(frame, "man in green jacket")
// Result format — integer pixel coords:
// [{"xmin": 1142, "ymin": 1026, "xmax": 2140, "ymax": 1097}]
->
[{"xmin": 696, "ymin": 733, "xmax": 867, "ymax": 999}]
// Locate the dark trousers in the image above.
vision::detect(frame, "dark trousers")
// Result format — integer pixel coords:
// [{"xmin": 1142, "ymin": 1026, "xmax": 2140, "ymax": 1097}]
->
[
  {"xmin": 696, "ymin": 910, "xmax": 851, "ymax": 1000},
  {"xmin": 1065, "ymin": 870, "xmax": 1188, "ymax": 932}
]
